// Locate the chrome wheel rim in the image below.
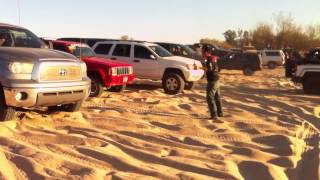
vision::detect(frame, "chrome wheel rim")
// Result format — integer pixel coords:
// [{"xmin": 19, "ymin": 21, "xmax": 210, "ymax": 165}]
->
[{"xmin": 166, "ymin": 78, "xmax": 178, "ymax": 91}]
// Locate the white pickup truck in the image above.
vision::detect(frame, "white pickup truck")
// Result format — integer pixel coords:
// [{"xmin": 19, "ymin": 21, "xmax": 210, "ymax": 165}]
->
[{"xmin": 92, "ymin": 41, "xmax": 204, "ymax": 94}]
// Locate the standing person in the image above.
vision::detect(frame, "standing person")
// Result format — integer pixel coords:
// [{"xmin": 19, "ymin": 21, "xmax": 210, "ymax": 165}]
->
[{"xmin": 202, "ymin": 46, "xmax": 223, "ymax": 120}]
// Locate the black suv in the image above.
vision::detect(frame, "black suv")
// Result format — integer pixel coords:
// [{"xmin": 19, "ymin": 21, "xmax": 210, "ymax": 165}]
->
[
  {"xmin": 156, "ymin": 42, "xmax": 205, "ymax": 64},
  {"xmin": 218, "ymin": 52, "xmax": 262, "ymax": 75}
]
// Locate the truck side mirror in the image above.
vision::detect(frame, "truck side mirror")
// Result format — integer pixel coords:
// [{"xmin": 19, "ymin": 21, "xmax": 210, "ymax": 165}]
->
[{"xmin": 150, "ymin": 55, "xmax": 157, "ymax": 60}]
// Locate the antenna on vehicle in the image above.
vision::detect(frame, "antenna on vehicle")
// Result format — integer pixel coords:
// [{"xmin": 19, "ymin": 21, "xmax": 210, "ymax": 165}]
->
[{"xmin": 17, "ymin": 0, "xmax": 21, "ymax": 25}]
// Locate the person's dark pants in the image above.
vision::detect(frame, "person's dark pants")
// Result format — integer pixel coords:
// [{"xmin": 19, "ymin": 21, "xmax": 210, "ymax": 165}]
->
[{"xmin": 206, "ymin": 81, "xmax": 223, "ymax": 118}]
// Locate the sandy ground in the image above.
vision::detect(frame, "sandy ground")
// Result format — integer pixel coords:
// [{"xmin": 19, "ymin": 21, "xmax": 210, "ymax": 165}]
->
[{"xmin": 0, "ymin": 68, "xmax": 319, "ymax": 180}]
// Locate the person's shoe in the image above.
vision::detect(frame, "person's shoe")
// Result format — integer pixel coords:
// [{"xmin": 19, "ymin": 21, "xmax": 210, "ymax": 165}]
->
[
  {"xmin": 218, "ymin": 113, "xmax": 224, "ymax": 117},
  {"xmin": 211, "ymin": 116, "xmax": 223, "ymax": 123}
]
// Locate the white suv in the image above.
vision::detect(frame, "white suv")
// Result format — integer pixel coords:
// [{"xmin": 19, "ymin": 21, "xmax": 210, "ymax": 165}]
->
[
  {"xmin": 92, "ymin": 41, "xmax": 204, "ymax": 94},
  {"xmin": 260, "ymin": 50, "xmax": 285, "ymax": 69}
]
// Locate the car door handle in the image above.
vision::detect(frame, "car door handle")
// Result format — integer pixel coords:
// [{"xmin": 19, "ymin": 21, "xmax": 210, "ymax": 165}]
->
[
  {"xmin": 111, "ymin": 57, "xmax": 117, "ymax": 60},
  {"xmin": 133, "ymin": 60, "xmax": 140, "ymax": 63}
]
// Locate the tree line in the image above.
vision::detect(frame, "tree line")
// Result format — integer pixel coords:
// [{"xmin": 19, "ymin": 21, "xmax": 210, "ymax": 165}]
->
[{"xmin": 200, "ymin": 13, "xmax": 320, "ymax": 51}]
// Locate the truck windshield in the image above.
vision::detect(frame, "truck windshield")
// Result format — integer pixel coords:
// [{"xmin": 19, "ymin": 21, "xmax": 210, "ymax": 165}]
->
[
  {"xmin": 149, "ymin": 45, "xmax": 173, "ymax": 57},
  {"xmin": 0, "ymin": 27, "xmax": 45, "ymax": 48},
  {"xmin": 69, "ymin": 45, "xmax": 96, "ymax": 57}
]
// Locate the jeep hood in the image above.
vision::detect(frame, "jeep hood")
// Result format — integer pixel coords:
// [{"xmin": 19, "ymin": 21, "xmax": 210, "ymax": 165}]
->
[
  {"xmin": 162, "ymin": 56, "xmax": 202, "ymax": 65},
  {"xmin": 0, "ymin": 47, "xmax": 77, "ymax": 61},
  {"xmin": 81, "ymin": 56, "xmax": 131, "ymax": 67}
]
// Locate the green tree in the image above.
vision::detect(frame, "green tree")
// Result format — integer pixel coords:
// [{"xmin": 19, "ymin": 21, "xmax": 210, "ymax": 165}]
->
[{"xmin": 223, "ymin": 30, "xmax": 237, "ymax": 46}]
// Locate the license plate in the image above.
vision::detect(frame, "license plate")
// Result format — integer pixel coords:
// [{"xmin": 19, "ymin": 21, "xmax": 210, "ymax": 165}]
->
[{"xmin": 123, "ymin": 76, "xmax": 128, "ymax": 82}]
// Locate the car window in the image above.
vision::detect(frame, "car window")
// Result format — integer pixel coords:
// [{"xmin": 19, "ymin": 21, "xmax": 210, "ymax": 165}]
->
[
  {"xmin": 265, "ymin": 51, "xmax": 280, "ymax": 56},
  {"xmin": 0, "ymin": 27, "xmax": 44, "ymax": 48},
  {"xmin": 53, "ymin": 43, "xmax": 68, "ymax": 52},
  {"xmin": 112, "ymin": 44, "xmax": 131, "ymax": 57},
  {"xmin": 134, "ymin": 45, "xmax": 153, "ymax": 59},
  {"xmin": 94, "ymin": 43, "xmax": 113, "ymax": 55}
]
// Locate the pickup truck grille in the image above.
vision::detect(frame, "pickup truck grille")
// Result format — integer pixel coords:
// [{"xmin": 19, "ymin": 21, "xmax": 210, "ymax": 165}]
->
[
  {"xmin": 116, "ymin": 67, "xmax": 130, "ymax": 75},
  {"xmin": 40, "ymin": 65, "xmax": 82, "ymax": 82}
]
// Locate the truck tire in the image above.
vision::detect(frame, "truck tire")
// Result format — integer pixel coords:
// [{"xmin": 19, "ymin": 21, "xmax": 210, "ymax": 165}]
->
[
  {"xmin": 0, "ymin": 88, "xmax": 16, "ymax": 121},
  {"xmin": 268, "ymin": 62, "xmax": 277, "ymax": 69},
  {"xmin": 89, "ymin": 76, "xmax": 104, "ymax": 97},
  {"xmin": 185, "ymin": 82, "xmax": 194, "ymax": 90},
  {"xmin": 243, "ymin": 67, "xmax": 254, "ymax": 76},
  {"xmin": 162, "ymin": 73, "xmax": 185, "ymax": 95},
  {"xmin": 109, "ymin": 85, "xmax": 126, "ymax": 92},
  {"xmin": 303, "ymin": 75, "xmax": 320, "ymax": 94}
]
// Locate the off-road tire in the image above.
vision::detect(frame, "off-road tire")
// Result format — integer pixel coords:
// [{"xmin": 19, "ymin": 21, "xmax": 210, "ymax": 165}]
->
[
  {"xmin": 0, "ymin": 87, "xmax": 16, "ymax": 121},
  {"xmin": 109, "ymin": 85, "xmax": 126, "ymax": 92},
  {"xmin": 303, "ymin": 74, "xmax": 320, "ymax": 94},
  {"xmin": 89, "ymin": 76, "xmax": 104, "ymax": 97},
  {"xmin": 185, "ymin": 82, "xmax": 195, "ymax": 90},
  {"xmin": 162, "ymin": 73, "xmax": 185, "ymax": 95},
  {"xmin": 243, "ymin": 67, "xmax": 254, "ymax": 76}
]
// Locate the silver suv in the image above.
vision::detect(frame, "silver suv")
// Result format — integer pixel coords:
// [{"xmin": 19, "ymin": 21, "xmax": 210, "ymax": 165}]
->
[
  {"xmin": 92, "ymin": 41, "xmax": 204, "ymax": 94},
  {"xmin": 0, "ymin": 23, "xmax": 90, "ymax": 121}
]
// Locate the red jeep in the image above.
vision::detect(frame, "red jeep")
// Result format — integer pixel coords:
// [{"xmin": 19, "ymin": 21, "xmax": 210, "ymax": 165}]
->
[{"xmin": 49, "ymin": 40, "xmax": 135, "ymax": 97}]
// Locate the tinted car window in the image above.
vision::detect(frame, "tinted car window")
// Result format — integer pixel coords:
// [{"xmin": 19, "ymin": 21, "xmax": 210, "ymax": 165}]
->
[
  {"xmin": 265, "ymin": 51, "xmax": 280, "ymax": 56},
  {"xmin": 112, "ymin": 44, "xmax": 131, "ymax": 57},
  {"xmin": 134, "ymin": 46, "xmax": 153, "ymax": 59},
  {"xmin": 0, "ymin": 27, "xmax": 44, "ymax": 48},
  {"xmin": 94, "ymin": 43, "xmax": 112, "ymax": 55}
]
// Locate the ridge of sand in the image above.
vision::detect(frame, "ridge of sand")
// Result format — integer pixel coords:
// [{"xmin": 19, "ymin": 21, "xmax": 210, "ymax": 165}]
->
[{"xmin": 0, "ymin": 68, "xmax": 319, "ymax": 179}]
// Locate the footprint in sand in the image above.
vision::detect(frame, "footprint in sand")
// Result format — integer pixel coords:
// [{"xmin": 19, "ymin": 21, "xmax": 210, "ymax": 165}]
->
[
  {"xmin": 178, "ymin": 103, "xmax": 193, "ymax": 111},
  {"xmin": 150, "ymin": 121, "xmax": 181, "ymax": 131}
]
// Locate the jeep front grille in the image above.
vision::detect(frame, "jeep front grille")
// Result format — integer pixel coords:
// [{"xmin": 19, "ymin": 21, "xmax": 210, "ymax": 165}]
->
[
  {"xmin": 40, "ymin": 65, "xmax": 82, "ymax": 82},
  {"xmin": 116, "ymin": 67, "xmax": 130, "ymax": 75}
]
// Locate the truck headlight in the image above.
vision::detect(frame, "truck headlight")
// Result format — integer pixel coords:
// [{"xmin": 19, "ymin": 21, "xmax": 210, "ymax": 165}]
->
[
  {"xmin": 80, "ymin": 62, "xmax": 87, "ymax": 75},
  {"xmin": 8, "ymin": 62, "xmax": 34, "ymax": 74}
]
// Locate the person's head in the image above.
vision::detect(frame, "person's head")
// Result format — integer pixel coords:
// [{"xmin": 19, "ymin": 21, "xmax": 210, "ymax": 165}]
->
[
  {"xmin": 202, "ymin": 45, "xmax": 212, "ymax": 58},
  {"xmin": 0, "ymin": 33, "xmax": 6, "ymax": 46}
]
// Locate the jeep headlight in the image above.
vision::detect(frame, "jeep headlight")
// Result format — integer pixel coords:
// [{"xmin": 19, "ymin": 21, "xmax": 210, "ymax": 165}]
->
[
  {"xmin": 128, "ymin": 66, "xmax": 133, "ymax": 74},
  {"xmin": 8, "ymin": 62, "xmax": 34, "ymax": 74},
  {"xmin": 186, "ymin": 64, "xmax": 194, "ymax": 70},
  {"xmin": 110, "ymin": 67, "xmax": 117, "ymax": 76}
]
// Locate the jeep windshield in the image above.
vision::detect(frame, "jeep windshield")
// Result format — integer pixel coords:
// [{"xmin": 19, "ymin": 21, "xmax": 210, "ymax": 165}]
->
[
  {"xmin": 68, "ymin": 45, "xmax": 96, "ymax": 57},
  {"xmin": 149, "ymin": 45, "xmax": 173, "ymax": 57},
  {"xmin": 0, "ymin": 27, "xmax": 45, "ymax": 48}
]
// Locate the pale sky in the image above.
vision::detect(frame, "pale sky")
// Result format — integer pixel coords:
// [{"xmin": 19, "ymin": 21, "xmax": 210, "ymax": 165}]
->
[{"xmin": 1, "ymin": 0, "xmax": 320, "ymax": 44}]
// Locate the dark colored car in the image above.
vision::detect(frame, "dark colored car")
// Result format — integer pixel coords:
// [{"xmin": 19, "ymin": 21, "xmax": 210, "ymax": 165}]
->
[
  {"xmin": 57, "ymin": 38, "xmax": 117, "ymax": 47},
  {"xmin": 218, "ymin": 52, "xmax": 262, "ymax": 75},
  {"xmin": 155, "ymin": 42, "xmax": 205, "ymax": 64}
]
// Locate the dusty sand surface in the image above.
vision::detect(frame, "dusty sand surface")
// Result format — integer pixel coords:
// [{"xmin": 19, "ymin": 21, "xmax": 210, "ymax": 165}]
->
[{"xmin": 0, "ymin": 68, "xmax": 319, "ymax": 180}]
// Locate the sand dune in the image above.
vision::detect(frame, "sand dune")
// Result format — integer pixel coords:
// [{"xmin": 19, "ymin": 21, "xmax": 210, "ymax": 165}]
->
[{"xmin": 0, "ymin": 68, "xmax": 319, "ymax": 180}]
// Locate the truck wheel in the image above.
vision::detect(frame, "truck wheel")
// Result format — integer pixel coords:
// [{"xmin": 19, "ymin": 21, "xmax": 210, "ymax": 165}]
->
[
  {"xmin": 268, "ymin": 62, "xmax": 277, "ymax": 69},
  {"xmin": 243, "ymin": 67, "xmax": 254, "ymax": 76},
  {"xmin": 185, "ymin": 82, "xmax": 194, "ymax": 90},
  {"xmin": 109, "ymin": 85, "xmax": 126, "ymax": 92},
  {"xmin": 162, "ymin": 73, "xmax": 185, "ymax": 95},
  {"xmin": 303, "ymin": 75, "xmax": 320, "ymax": 94},
  {"xmin": 62, "ymin": 101, "xmax": 83, "ymax": 112},
  {"xmin": 89, "ymin": 76, "xmax": 104, "ymax": 97},
  {"xmin": 0, "ymin": 88, "xmax": 16, "ymax": 121}
]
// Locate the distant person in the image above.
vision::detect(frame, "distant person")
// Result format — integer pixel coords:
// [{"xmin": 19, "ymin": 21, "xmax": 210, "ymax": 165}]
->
[
  {"xmin": 203, "ymin": 46, "xmax": 223, "ymax": 120},
  {"xmin": 0, "ymin": 33, "xmax": 6, "ymax": 46}
]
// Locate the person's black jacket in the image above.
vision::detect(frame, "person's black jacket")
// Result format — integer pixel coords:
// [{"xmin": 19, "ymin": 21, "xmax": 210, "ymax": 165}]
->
[{"xmin": 205, "ymin": 56, "xmax": 220, "ymax": 83}]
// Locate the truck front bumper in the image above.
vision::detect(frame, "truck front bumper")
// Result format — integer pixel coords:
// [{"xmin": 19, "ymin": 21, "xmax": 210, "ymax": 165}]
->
[
  {"xmin": 3, "ymin": 78, "xmax": 91, "ymax": 108},
  {"xmin": 184, "ymin": 70, "xmax": 205, "ymax": 82}
]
